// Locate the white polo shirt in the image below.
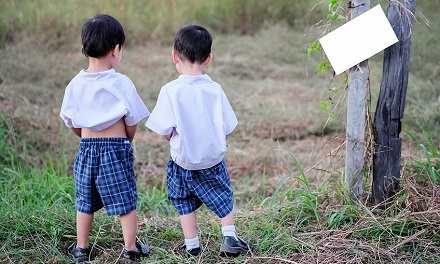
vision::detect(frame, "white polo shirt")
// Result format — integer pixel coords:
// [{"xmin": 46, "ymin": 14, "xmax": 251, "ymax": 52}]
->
[
  {"xmin": 146, "ymin": 74, "xmax": 238, "ymax": 170},
  {"xmin": 60, "ymin": 69, "xmax": 150, "ymax": 131}
]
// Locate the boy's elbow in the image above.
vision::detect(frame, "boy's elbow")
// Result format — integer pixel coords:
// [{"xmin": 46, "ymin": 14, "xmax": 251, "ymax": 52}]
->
[{"xmin": 70, "ymin": 128, "xmax": 82, "ymax": 137}]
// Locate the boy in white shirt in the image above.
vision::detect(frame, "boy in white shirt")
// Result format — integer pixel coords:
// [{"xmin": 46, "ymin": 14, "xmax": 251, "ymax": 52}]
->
[
  {"xmin": 60, "ymin": 14, "xmax": 151, "ymax": 263},
  {"xmin": 146, "ymin": 24, "xmax": 250, "ymax": 257}
]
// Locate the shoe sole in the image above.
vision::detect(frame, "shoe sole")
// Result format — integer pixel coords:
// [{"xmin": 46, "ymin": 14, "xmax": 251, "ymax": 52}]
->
[
  {"xmin": 219, "ymin": 237, "xmax": 250, "ymax": 257},
  {"xmin": 219, "ymin": 245, "xmax": 248, "ymax": 257},
  {"xmin": 68, "ymin": 255, "xmax": 90, "ymax": 262},
  {"xmin": 219, "ymin": 251, "xmax": 241, "ymax": 257}
]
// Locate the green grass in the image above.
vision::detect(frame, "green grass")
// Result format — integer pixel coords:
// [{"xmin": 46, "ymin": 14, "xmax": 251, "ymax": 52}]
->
[
  {"xmin": 1, "ymin": 115, "xmax": 440, "ymax": 263},
  {"xmin": 0, "ymin": 159, "xmax": 74, "ymax": 262}
]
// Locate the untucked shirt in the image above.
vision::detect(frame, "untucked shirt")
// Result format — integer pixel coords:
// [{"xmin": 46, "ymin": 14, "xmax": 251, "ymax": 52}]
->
[
  {"xmin": 146, "ymin": 74, "xmax": 238, "ymax": 170},
  {"xmin": 60, "ymin": 69, "xmax": 150, "ymax": 131}
]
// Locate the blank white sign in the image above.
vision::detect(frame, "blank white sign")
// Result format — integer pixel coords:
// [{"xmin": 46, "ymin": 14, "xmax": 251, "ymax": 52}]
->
[{"xmin": 319, "ymin": 5, "xmax": 398, "ymax": 75}]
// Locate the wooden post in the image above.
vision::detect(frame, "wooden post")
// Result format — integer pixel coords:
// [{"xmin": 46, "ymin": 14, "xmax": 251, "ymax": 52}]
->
[
  {"xmin": 371, "ymin": 0, "xmax": 416, "ymax": 206},
  {"xmin": 345, "ymin": 0, "xmax": 370, "ymax": 200}
]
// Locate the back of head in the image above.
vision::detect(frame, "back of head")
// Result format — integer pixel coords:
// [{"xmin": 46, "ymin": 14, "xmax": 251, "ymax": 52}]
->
[
  {"xmin": 174, "ymin": 24, "xmax": 212, "ymax": 64},
  {"xmin": 81, "ymin": 14, "xmax": 125, "ymax": 58}
]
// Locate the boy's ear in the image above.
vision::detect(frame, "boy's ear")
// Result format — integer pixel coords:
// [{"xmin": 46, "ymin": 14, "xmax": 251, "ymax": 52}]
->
[
  {"xmin": 172, "ymin": 50, "xmax": 179, "ymax": 64},
  {"xmin": 202, "ymin": 53, "xmax": 212, "ymax": 66},
  {"xmin": 112, "ymin": 44, "xmax": 121, "ymax": 57}
]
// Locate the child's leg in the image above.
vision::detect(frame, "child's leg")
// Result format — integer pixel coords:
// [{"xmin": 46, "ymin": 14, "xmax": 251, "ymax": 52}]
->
[
  {"xmin": 120, "ymin": 210, "xmax": 138, "ymax": 251},
  {"xmin": 179, "ymin": 212, "xmax": 200, "ymax": 250},
  {"xmin": 179, "ymin": 212, "xmax": 198, "ymax": 238},
  {"xmin": 219, "ymin": 210, "xmax": 250, "ymax": 256},
  {"xmin": 220, "ymin": 210, "xmax": 237, "ymax": 238},
  {"xmin": 76, "ymin": 212, "xmax": 94, "ymax": 248},
  {"xmin": 220, "ymin": 210, "xmax": 234, "ymax": 226}
]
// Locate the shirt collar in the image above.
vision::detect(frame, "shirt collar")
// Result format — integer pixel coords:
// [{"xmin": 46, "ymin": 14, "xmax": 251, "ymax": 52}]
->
[
  {"xmin": 78, "ymin": 69, "xmax": 116, "ymax": 80},
  {"xmin": 176, "ymin": 74, "xmax": 212, "ymax": 84}
]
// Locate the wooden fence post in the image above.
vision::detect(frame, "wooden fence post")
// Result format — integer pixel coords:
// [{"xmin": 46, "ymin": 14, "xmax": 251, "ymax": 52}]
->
[
  {"xmin": 371, "ymin": 0, "xmax": 416, "ymax": 206},
  {"xmin": 345, "ymin": 0, "xmax": 370, "ymax": 199}
]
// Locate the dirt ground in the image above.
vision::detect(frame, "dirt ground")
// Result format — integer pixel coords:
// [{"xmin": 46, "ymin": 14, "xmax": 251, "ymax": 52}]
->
[{"xmin": 0, "ymin": 24, "xmax": 424, "ymax": 201}]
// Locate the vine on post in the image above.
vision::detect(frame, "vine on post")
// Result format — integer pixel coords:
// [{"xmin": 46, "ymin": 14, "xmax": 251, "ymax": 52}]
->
[{"xmin": 307, "ymin": 0, "xmax": 348, "ymax": 127}]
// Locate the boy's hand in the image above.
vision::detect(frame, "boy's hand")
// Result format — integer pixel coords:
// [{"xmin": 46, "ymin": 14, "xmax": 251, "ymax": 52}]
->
[{"xmin": 125, "ymin": 124, "xmax": 137, "ymax": 142}]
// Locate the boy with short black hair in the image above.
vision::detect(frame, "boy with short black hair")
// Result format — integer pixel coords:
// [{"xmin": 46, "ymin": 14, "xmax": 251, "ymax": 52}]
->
[
  {"xmin": 60, "ymin": 14, "xmax": 151, "ymax": 263},
  {"xmin": 145, "ymin": 24, "xmax": 250, "ymax": 257}
]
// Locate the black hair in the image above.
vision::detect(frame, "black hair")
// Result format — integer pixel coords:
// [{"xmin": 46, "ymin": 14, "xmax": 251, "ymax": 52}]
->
[
  {"xmin": 174, "ymin": 24, "xmax": 212, "ymax": 64},
  {"xmin": 81, "ymin": 14, "xmax": 125, "ymax": 58}
]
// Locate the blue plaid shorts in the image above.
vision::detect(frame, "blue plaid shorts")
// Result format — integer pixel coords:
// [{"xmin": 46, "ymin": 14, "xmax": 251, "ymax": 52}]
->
[
  {"xmin": 73, "ymin": 138, "xmax": 137, "ymax": 216},
  {"xmin": 166, "ymin": 158, "xmax": 234, "ymax": 218}
]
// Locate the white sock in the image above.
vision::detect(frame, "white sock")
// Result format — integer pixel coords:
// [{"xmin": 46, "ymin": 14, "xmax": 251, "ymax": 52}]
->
[
  {"xmin": 185, "ymin": 236, "xmax": 200, "ymax": 250},
  {"xmin": 221, "ymin": 225, "xmax": 237, "ymax": 239}
]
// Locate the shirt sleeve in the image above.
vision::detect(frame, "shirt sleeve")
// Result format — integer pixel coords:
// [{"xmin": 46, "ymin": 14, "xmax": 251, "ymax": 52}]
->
[
  {"xmin": 59, "ymin": 83, "xmax": 74, "ymax": 128},
  {"xmin": 221, "ymin": 90, "xmax": 238, "ymax": 135},
  {"xmin": 124, "ymin": 79, "xmax": 150, "ymax": 126},
  {"xmin": 145, "ymin": 87, "xmax": 176, "ymax": 135}
]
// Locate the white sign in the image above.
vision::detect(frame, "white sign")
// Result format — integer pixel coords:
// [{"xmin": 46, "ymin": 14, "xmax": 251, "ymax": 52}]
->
[{"xmin": 319, "ymin": 5, "xmax": 398, "ymax": 75}]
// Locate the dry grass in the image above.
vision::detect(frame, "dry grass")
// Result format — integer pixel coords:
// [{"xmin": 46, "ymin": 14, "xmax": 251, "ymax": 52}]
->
[{"xmin": 226, "ymin": 169, "xmax": 440, "ymax": 264}]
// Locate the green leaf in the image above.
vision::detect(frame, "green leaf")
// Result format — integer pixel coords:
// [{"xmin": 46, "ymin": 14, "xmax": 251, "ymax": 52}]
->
[
  {"xmin": 320, "ymin": 100, "xmax": 331, "ymax": 111},
  {"xmin": 327, "ymin": 13, "xmax": 345, "ymax": 21},
  {"xmin": 316, "ymin": 61, "xmax": 331, "ymax": 75},
  {"xmin": 307, "ymin": 41, "xmax": 322, "ymax": 56},
  {"xmin": 328, "ymin": 0, "xmax": 342, "ymax": 12}
]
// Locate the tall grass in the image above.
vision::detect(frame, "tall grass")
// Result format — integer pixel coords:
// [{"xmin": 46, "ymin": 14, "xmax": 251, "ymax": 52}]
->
[
  {"xmin": 0, "ymin": 156, "xmax": 75, "ymax": 262},
  {"xmin": 405, "ymin": 117, "xmax": 440, "ymax": 185},
  {"xmin": 0, "ymin": 115, "xmax": 75, "ymax": 261},
  {"xmin": 0, "ymin": 0, "xmax": 318, "ymax": 48},
  {"xmin": 0, "ymin": 116, "xmax": 18, "ymax": 170}
]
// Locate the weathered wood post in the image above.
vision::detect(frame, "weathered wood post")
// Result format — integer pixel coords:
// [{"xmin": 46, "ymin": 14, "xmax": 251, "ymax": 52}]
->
[
  {"xmin": 345, "ymin": 0, "xmax": 370, "ymax": 199},
  {"xmin": 371, "ymin": 0, "xmax": 416, "ymax": 206}
]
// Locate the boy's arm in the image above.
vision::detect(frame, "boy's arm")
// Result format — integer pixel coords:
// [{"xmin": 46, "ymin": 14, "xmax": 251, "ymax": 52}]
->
[
  {"xmin": 164, "ymin": 133, "xmax": 172, "ymax": 141},
  {"xmin": 163, "ymin": 128, "xmax": 175, "ymax": 141},
  {"xmin": 70, "ymin": 128, "xmax": 82, "ymax": 137},
  {"xmin": 125, "ymin": 124, "xmax": 137, "ymax": 142}
]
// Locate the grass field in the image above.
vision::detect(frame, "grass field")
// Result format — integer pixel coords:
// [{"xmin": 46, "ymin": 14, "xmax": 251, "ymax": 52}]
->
[{"xmin": 0, "ymin": 0, "xmax": 439, "ymax": 263}]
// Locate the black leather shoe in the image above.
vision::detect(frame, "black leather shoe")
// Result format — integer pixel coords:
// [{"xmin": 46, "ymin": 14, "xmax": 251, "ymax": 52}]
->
[
  {"xmin": 177, "ymin": 243, "xmax": 201, "ymax": 257},
  {"xmin": 120, "ymin": 241, "xmax": 151, "ymax": 263},
  {"xmin": 219, "ymin": 236, "xmax": 250, "ymax": 257},
  {"xmin": 67, "ymin": 242, "xmax": 91, "ymax": 262}
]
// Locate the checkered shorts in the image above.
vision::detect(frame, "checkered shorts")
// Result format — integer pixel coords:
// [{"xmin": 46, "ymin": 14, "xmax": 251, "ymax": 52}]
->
[
  {"xmin": 166, "ymin": 158, "xmax": 234, "ymax": 218},
  {"xmin": 73, "ymin": 138, "xmax": 137, "ymax": 216}
]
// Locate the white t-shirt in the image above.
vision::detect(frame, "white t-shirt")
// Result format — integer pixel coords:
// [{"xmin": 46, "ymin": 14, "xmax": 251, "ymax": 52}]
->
[
  {"xmin": 146, "ymin": 74, "xmax": 238, "ymax": 170},
  {"xmin": 60, "ymin": 69, "xmax": 150, "ymax": 131}
]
